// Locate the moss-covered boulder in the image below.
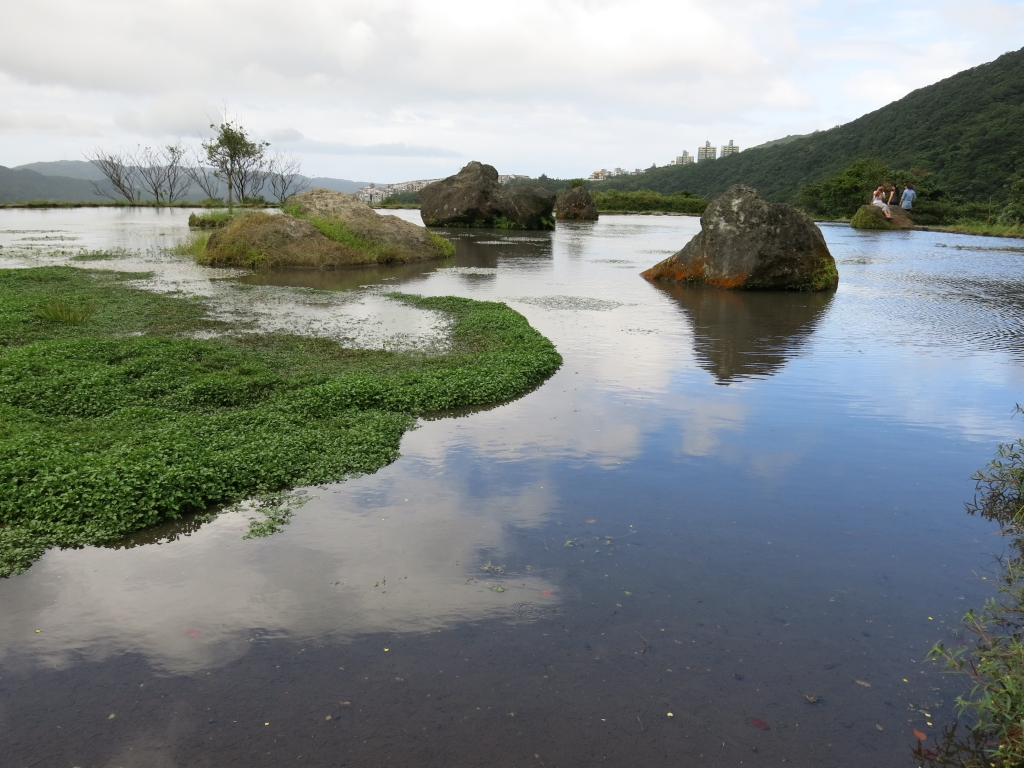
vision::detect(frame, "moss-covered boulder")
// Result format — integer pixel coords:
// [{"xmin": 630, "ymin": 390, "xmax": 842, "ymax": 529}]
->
[
  {"xmin": 201, "ymin": 189, "xmax": 454, "ymax": 269},
  {"xmin": 641, "ymin": 185, "xmax": 837, "ymax": 291},
  {"xmin": 420, "ymin": 162, "xmax": 555, "ymax": 229},
  {"xmin": 850, "ymin": 204, "xmax": 913, "ymax": 230},
  {"xmin": 556, "ymin": 186, "xmax": 598, "ymax": 220}
]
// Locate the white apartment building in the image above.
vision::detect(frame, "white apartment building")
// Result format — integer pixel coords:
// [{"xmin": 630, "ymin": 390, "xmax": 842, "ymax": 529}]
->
[
  {"xmin": 720, "ymin": 140, "xmax": 740, "ymax": 157},
  {"xmin": 697, "ymin": 141, "xmax": 717, "ymax": 162}
]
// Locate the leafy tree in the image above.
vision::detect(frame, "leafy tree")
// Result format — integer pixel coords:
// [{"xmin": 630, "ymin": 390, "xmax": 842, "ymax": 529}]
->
[{"xmin": 203, "ymin": 120, "xmax": 269, "ymax": 210}]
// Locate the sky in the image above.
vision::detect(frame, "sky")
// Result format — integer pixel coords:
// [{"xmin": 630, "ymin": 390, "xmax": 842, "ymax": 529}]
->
[{"xmin": 1, "ymin": 0, "xmax": 1022, "ymax": 183}]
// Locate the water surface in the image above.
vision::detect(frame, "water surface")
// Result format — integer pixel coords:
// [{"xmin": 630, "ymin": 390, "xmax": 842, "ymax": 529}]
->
[{"xmin": 2, "ymin": 209, "xmax": 1023, "ymax": 766}]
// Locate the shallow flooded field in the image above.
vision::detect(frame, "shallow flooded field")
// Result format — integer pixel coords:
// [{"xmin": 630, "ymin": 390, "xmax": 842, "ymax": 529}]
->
[{"xmin": 2, "ymin": 207, "xmax": 1024, "ymax": 766}]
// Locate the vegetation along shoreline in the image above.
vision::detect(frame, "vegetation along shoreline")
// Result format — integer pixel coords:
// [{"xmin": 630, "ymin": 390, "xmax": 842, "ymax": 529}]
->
[{"xmin": 0, "ymin": 266, "xmax": 562, "ymax": 577}]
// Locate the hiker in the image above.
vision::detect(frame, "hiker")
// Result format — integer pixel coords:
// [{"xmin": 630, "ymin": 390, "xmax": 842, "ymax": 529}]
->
[
  {"xmin": 887, "ymin": 183, "xmax": 900, "ymax": 206},
  {"xmin": 900, "ymin": 183, "xmax": 917, "ymax": 210},
  {"xmin": 871, "ymin": 185, "xmax": 893, "ymax": 219}
]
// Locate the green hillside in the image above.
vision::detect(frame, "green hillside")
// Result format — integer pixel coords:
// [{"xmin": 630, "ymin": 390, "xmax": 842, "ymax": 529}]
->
[{"xmin": 594, "ymin": 46, "xmax": 1024, "ymax": 203}]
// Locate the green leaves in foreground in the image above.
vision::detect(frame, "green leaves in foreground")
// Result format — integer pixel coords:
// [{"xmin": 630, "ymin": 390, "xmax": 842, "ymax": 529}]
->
[
  {"xmin": 928, "ymin": 408, "xmax": 1024, "ymax": 764},
  {"xmin": 0, "ymin": 266, "xmax": 561, "ymax": 576}
]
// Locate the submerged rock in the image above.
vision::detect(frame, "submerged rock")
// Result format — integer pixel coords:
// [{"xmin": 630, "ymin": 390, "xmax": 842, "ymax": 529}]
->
[
  {"xmin": 641, "ymin": 185, "xmax": 838, "ymax": 291},
  {"xmin": 850, "ymin": 204, "xmax": 913, "ymax": 230},
  {"xmin": 556, "ymin": 186, "xmax": 598, "ymax": 221},
  {"xmin": 202, "ymin": 188, "xmax": 454, "ymax": 269},
  {"xmin": 420, "ymin": 162, "xmax": 555, "ymax": 230}
]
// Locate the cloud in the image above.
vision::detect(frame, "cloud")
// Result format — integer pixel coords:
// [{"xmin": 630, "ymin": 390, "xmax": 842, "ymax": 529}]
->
[
  {"xmin": 0, "ymin": 0, "xmax": 1020, "ymax": 176},
  {"xmin": 294, "ymin": 139, "xmax": 460, "ymax": 157},
  {"xmin": 0, "ymin": 107, "xmax": 101, "ymax": 136}
]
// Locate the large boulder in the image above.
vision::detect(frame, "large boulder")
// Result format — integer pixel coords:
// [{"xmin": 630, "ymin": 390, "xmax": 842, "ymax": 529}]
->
[
  {"xmin": 556, "ymin": 186, "xmax": 598, "ymax": 220},
  {"xmin": 420, "ymin": 162, "xmax": 555, "ymax": 229},
  {"xmin": 850, "ymin": 204, "xmax": 913, "ymax": 230},
  {"xmin": 420, "ymin": 161, "xmax": 502, "ymax": 227},
  {"xmin": 493, "ymin": 186, "xmax": 556, "ymax": 229},
  {"xmin": 201, "ymin": 189, "xmax": 454, "ymax": 269},
  {"xmin": 641, "ymin": 185, "xmax": 838, "ymax": 291}
]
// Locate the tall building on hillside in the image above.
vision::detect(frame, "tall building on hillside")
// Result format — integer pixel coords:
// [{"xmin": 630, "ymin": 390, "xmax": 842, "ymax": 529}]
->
[
  {"xmin": 697, "ymin": 141, "xmax": 716, "ymax": 162},
  {"xmin": 721, "ymin": 139, "xmax": 739, "ymax": 157},
  {"xmin": 676, "ymin": 151, "xmax": 694, "ymax": 165}
]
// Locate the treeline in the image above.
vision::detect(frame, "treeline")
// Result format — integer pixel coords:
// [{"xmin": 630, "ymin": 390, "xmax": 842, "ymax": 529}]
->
[
  {"xmin": 799, "ymin": 157, "xmax": 1024, "ymax": 229},
  {"xmin": 590, "ymin": 189, "xmax": 706, "ymax": 214},
  {"xmin": 87, "ymin": 119, "xmax": 307, "ymax": 207}
]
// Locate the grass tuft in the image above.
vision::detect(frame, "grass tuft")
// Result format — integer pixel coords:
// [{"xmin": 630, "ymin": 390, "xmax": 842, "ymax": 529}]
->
[{"xmin": 34, "ymin": 298, "xmax": 98, "ymax": 324}]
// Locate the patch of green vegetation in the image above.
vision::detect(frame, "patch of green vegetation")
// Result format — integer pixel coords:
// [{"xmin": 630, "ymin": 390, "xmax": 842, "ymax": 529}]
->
[
  {"xmin": 171, "ymin": 232, "xmax": 211, "ymax": 259},
  {"xmin": 929, "ymin": 409, "xmax": 1024, "ymax": 765},
  {"xmin": 493, "ymin": 215, "xmax": 517, "ymax": 230},
  {"xmin": 426, "ymin": 230, "xmax": 456, "ymax": 257},
  {"xmin": 590, "ymin": 189, "xmax": 708, "ymax": 214},
  {"xmin": 378, "ymin": 190, "xmax": 421, "ymax": 207},
  {"xmin": 34, "ymin": 298, "xmax": 98, "ymax": 324},
  {"xmin": 0, "ymin": 266, "xmax": 560, "ymax": 576},
  {"xmin": 188, "ymin": 210, "xmax": 236, "ymax": 228},
  {"xmin": 236, "ymin": 490, "xmax": 312, "ymax": 539},
  {"xmin": 805, "ymin": 258, "xmax": 840, "ymax": 292}
]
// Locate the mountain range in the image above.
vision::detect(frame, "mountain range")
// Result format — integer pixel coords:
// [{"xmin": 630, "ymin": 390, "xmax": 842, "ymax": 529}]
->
[{"xmin": 0, "ymin": 160, "xmax": 379, "ymax": 204}]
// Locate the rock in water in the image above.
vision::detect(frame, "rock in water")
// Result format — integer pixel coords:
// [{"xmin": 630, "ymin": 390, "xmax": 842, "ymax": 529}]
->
[
  {"xmin": 641, "ymin": 185, "xmax": 838, "ymax": 291},
  {"xmin": 850, "ymin": 204, "xmax": 913, "ymax": 230},
  {"xmin": 556, "ymin": 186, "xmax": 598, "ymax": 221},
  {"xmin": 421, "ymin": 161, "xmax": 502, "ymax": 227},
  {"xmin": 493, "ymin": 186, "xmax": 556, "ymax": 229},
  {"xmin": 202, "ymin": 188, "xmax": 454, "ymax": 269},
  {"xmin": 420, "ymin": 162, "xmax": 555, "ymax": 229}
]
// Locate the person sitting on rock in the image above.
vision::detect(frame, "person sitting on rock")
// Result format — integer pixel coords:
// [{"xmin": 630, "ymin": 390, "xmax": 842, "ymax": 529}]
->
[
  {"xmin": 900, "ymin": 183, "xmax": 917, "ymax": 210},
  {"xmin": 871, "ymin": 185, "xmax": 893, "ymax": 220}
]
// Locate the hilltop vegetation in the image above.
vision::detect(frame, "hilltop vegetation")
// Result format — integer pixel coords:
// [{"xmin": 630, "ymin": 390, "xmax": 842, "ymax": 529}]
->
[{"xmin": 591, "ymin": 47, "xmax": 1024, "ymax": 204}]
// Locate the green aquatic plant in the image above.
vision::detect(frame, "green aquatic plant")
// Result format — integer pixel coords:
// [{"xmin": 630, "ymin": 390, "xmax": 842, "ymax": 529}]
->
[
  {"xmin": 0, "ymin": 266, "xmax": 561, "ymax": 576},
  {"xmin": 171, "ymin": 232, "xmax": 210, "ymax": 259},
  {"xmin": 34, "ymin": 298, "xmax": 98, "ymax": 324},
  {"xmin": 929, "ymin": 409, "xmax": 1024, "ymax": 765}
]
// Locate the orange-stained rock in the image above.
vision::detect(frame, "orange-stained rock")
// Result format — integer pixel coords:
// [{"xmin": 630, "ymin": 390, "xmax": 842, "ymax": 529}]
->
[{"xmin": 641, "ymin": 185, "xmax": 838, "ymax": 291}]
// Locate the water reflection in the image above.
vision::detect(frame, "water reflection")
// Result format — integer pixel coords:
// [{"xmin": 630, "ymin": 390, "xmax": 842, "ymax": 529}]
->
[{"xmin": 652, "ymin": 282, "xmax": 833, "ymax": 384}]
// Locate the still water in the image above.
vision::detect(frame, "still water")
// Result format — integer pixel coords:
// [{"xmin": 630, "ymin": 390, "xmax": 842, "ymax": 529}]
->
[{"xmin": 3, "ymin": 207, "xmax": 1024, "ymax": 766}]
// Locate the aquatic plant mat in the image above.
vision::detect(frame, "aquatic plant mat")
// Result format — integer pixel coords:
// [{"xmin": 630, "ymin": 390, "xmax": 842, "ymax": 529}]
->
[{"xmin": 0, "ymin": 266, "xmax": 561, "ymax": 576}]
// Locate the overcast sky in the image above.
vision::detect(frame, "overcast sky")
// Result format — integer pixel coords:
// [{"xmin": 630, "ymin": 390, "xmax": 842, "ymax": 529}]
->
[{"xmin": 2, "ymin": 0, "xmax": 1022, "ymax": 183}]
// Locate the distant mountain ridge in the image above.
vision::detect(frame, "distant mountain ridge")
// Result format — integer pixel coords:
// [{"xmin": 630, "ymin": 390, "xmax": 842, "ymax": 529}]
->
[
  {"xmin": 0, "ymin": 160, "xmax": 381, "ymax": 203},
  {"xmin": 594, "ymin": 46, "xmax": 1024, "ymax": 203}
]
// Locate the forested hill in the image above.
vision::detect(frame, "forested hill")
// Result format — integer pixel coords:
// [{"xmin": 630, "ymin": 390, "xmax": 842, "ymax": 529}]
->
[{"xmin": 595, "ymin": 46, "xmax": 1024, "ymax": 203}]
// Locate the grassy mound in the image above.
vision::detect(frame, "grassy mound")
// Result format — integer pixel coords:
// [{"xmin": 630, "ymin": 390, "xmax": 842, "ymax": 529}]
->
[
  {"xmin": 850, "ymin": 204, "xmax": 896, "ymax": 230},
  {"xmin": 0, "ymin": 266, "xmax": 561, "ymax": 576}
]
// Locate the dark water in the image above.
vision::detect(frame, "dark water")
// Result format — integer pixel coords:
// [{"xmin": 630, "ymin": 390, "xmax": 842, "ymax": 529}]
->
[{"xmin": 3, "ymin": 212, "xmax": 1024, "ymax": 767}]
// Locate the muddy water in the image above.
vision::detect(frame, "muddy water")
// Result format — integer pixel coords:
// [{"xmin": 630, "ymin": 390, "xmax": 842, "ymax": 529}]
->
[{"xmin": 3, "ymin": 209, "xmax": 1024, "ymax": 766}]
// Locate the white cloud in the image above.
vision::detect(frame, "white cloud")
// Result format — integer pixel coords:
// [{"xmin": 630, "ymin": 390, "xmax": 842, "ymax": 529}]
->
[{"xmin": 0, "ymin": 0, "xmax": 1019, "ymax": 177}]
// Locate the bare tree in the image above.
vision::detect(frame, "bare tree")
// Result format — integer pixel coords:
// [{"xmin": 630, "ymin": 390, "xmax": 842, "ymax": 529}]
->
[
  {"xmin": 233, "ymin": 149, "xmax": 270, "ymax": 202},
  {"xmin": 266, "ymin": 152, "xmax": 309, "ymax": 204},
  {"xmin": 184, "ymin": 147, "xmax": 221, "ymax": 201},
  {"xmin": 86, "ymin": 149, "xmax": 141, "ymax": 203},
  {"xmin": 163, "ymin": 143, "xmax": 190, "ymax": 203},
  {"xmin": 134, "ymin": 146, "xmax": 167, "ymax": 203}
]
